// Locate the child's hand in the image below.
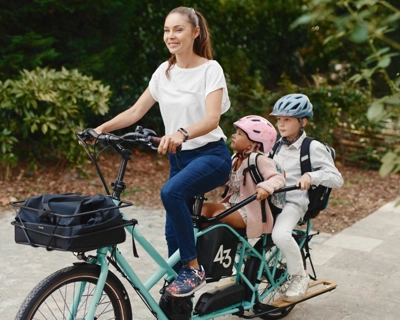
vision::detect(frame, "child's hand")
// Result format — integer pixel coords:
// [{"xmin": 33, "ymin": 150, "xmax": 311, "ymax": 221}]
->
[
  {"xmin": 255, "ymin": 188, "xmax": 269, "ymax": 201},
  {"xmin": 296, "ymin": 173, "xmax": 312, "ymax": 190}
]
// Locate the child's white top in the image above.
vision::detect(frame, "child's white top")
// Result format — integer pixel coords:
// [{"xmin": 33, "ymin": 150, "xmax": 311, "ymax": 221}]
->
[
  {"xmin": 149, "ymin": 60, "xmax": 230, "ymax": 150},
  {"xmin": 272, "ymin": 132, "xmax": 343, "ymax": 214}
]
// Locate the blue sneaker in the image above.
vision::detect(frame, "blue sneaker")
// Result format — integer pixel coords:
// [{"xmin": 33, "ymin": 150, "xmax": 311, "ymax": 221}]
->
[{"xmin": 166, "ymin": 265, "xmax": 206, "ymax": 297}]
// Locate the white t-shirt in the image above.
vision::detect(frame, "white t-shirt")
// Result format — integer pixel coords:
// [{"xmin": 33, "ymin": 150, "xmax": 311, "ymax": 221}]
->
[{"xmin": 149, "ymin": 60, "xmax": 230, "ymax": 150}]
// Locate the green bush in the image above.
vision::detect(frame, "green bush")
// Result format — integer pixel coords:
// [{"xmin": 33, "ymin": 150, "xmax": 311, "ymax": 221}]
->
[{"xmin": 0, "ymin": 67, "xmax": 112, "ymax": 175}]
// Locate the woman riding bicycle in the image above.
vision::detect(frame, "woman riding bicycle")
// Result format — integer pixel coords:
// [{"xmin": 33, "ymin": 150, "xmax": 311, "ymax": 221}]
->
[{"xmin": 90, "ymin": 6, "xmax": 231, "ymax": 297}]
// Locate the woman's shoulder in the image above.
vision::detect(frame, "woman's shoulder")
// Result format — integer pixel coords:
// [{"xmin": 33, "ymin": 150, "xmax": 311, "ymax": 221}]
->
[
  {"xmin": 154, "ymin": 61, "xmax": 169, "ymax": 72},
  {"xmin": 206, "ymin": 60, "xmax": 224, "ymax": 71}
]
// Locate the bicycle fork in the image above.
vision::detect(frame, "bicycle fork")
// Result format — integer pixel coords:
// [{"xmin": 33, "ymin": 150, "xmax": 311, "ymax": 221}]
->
[{"xmin": 68, "ymin": 249, "xmax": 109, "ymax": 320}]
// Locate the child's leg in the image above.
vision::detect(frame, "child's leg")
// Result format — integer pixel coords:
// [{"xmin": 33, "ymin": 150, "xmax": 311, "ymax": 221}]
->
[
  {"xmin": 271, "ymin": 203, "xmax": 305, "ymax": 276},
  {"xmin": 202, "ymin": 203, "xmax": 246, "ymax": 229},
  {"xmin": 272, "ymin": 203, "xmax": 309, "ymax": 301}
]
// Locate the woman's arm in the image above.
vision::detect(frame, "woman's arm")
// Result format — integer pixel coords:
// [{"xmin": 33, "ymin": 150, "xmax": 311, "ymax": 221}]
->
[
  {"xmin": 95, "ymin": 87, "xmax": 156, "ymax": 133},
  {"xmin": 185, "ymin": 88, "xmax": 223, "ymax": 138},
  {"xmin": 158, "ymin": 88, "xmax": 223, "ymax": 154}
]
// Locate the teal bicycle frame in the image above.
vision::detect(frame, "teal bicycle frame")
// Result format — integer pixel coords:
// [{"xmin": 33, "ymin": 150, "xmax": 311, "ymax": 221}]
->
[
  {"xmin": 71, "ymin": 127, "xmax": 316, "ymax": 319},
  {"xmin": 78, "ymin": 199, "xmax": 313, "ymax": 320}
]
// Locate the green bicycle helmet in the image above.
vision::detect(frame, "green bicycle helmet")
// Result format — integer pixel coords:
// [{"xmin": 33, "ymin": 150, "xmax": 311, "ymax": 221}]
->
[{"xmin": 270, "ymin": 93, "xmax": 313, "ymax": 119}]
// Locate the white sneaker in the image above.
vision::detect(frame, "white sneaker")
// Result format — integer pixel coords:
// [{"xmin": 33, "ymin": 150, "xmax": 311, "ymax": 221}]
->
[{"xmin": 284, "ymin": 274, "xmax": 310, "ymax": 302}]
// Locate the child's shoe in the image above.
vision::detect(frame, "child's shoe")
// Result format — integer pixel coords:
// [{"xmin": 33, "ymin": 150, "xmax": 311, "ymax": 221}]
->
[
  {"xmin": 283, "ymin": 274, "xmax": 310, "ymax": 302},
  {"xmin": 166, "ymin": 265, "xmax": 206, "ymax": 297}
]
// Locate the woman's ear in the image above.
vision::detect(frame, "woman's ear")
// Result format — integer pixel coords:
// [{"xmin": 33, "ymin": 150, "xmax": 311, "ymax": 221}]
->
[
  {"xmin": 301, "ymin": 118, "xmax": 308, "ymax": 127},
  {"xmin": 193, "ymin": 26, "xmax": 200, "ymax": 39}
]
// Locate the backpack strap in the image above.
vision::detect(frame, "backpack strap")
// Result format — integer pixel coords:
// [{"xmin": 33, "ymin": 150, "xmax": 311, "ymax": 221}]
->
[
  {"xmin": 221, "ymin": 154, "xmax": 238, "ymax": 198},
  {"xmin": 242, "ymin": 152, "xmax": 267, "ymax": 223},
  {"xmin": 300, "ymin": 136, "xmax": 336, "ymax": 175},
  {"xmin": 300, "ymin": 136, "xmax": 313, "ymax": 175},
  {"xmin": 268, "ymin": 136, "xmax": 281, "ymax": 159},
  {"xmin": 244, "ymin": 152, "xmax": 263, "ymax": 185}
]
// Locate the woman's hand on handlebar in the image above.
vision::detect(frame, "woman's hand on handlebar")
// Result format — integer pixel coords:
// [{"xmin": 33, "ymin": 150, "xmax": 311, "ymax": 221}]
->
[
  {"xmin": 158, "ymin": 132, "xmax": 184, "ymax": 155},
  {"xmin": 78, "ymin": 128, "xmax": 102, "ymax": 145}
]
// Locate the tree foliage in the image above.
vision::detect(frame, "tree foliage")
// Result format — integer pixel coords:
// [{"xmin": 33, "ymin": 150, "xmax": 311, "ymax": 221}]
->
[
  {"xmin": 0, "ymin": 67, "xmax": 111, "ymax": 176},
  {"xmin": 292, "ymin": 0, "xmax": 400, "ymax": 176},
  {"xmin": 0, "ymin": 0, "xmax": 398, "ymax": 175}
]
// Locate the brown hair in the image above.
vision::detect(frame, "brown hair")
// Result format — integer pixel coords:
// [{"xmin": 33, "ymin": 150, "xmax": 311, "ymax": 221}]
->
[{"xmin": 165, "ymin": 7, "xmax": 213, "ymax": 78}]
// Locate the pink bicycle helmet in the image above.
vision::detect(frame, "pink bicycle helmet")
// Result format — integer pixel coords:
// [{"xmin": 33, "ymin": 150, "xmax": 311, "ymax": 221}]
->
[{"xmin": 234, "ymin": 115, "xmax": 277, "ymax": 153}]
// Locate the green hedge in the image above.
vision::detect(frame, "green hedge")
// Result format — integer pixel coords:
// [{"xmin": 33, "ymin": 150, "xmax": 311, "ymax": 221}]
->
[{"xmin": 0, "ymin": 67, "xmax": 111, "ymax": 177}]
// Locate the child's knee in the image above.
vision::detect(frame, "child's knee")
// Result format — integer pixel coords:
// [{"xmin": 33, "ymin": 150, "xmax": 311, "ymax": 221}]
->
[
  {"xmin": 201, "ymin": 204, "xmax": 215, "ymax": 218},
  {"xmin": 272, "ymin": 229, "xmax": 292, "ymax": 247}
]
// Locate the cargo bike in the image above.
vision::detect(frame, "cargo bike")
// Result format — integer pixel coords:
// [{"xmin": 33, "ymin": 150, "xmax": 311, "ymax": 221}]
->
[{"xmin": 11, "ymin": 126, "xmax": 337, "ymax": 320}]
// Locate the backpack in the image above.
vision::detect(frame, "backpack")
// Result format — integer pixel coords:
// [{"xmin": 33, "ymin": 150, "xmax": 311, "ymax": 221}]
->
[
  {"xmin": 270, "ymin": 136, "xmax": 336, "ymax": 220},
  {"xmin": 243, "ymin": 152, "xmax": 286, "ymax": 218}
]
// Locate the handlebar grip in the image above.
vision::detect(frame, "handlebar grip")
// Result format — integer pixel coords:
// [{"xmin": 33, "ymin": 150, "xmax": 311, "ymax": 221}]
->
[
  {"xmin": 76, "ymin": 128, "xmax": 99, "ymax": 141},
  {"xmin": 150, "ymin": 136, "xmax": 182, "ymax": 152},
  {"xmin": 87, "ymin": 128, "xmax": 100, "ymax": 140},
  {"xmin": 150, "ymin": 136, "xmax": 161, "ymax": 147},
  {"xmin": 274, "ymin": 185, "xmax": 299, "ymax": 194}
]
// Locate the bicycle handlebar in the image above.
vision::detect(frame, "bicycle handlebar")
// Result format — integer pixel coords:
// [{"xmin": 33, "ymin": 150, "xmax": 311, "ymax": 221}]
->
[
  {"xmin": 201, "ymin": 184, "xmax": 300, "ymax": 224},
  {"xmin": 77, "ymin": 126, "xmax": 161, "ymax": 150}
]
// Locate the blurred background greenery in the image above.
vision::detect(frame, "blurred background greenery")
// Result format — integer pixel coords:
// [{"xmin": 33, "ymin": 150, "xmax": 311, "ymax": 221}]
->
[{"xmin": 0, "ymin": 0, "xmax": 399, "ymax": 178}]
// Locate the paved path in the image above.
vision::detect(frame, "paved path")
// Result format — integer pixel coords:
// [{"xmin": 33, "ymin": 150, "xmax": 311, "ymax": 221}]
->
[{"xmin": 1, "ymin": 198, "xmax": 399, "ymax": 319}]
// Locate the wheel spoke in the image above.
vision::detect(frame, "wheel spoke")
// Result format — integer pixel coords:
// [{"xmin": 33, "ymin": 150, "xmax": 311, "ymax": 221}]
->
[
  {"xmin": 16, "ymin": 265, "xmax": 132, "ymax": 320},
  {"xmin": 244, "ymin": 236, "xmax": 306, "ymax": 319}
]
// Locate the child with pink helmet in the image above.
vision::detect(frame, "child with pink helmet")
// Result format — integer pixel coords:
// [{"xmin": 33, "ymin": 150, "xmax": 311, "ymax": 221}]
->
[{"xmin": 201, "ymin": 115, "xmax": 285, "ymax": 238}]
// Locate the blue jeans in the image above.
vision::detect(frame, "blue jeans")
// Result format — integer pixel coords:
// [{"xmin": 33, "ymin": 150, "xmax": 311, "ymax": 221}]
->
[{"xmin": 161, "ymin": 139, "xmax": 231, "ymax": 270}]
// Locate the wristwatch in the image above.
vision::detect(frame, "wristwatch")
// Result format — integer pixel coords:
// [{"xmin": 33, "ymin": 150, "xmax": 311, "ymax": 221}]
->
[{"xmin": 177, "ymin": 128, "xmax": 189, "ymax": 142}]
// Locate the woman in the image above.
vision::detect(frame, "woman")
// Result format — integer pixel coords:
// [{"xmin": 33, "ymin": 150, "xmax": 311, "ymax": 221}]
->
[{"xmin": 92, "ymin": 6, "xmax": 231, "ymax": 297}]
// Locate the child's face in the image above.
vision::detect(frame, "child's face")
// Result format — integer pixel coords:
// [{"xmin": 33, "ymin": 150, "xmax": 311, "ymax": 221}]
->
[
  {"xmin": 231, "ymin": 128, "xmax": 254, "ymax": 153},
  {"xmin": 276, "ymin": 116, "xmax": 303, "ymax": 140}
]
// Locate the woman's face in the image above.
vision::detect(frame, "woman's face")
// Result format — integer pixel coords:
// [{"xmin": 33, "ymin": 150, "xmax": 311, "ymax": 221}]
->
[
  {"xmin": 276, "ymin": 116, "xmax": 304, "ymax": 141},
  {"xmin": 231, "ymin": 128, "xmax": 254, "ymax": 153},
  {"xmin": 164, "ymin": 13, "xmax": 199, "ymax": 56}
]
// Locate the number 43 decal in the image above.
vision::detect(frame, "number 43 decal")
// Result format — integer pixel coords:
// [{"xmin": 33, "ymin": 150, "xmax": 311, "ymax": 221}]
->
[{"xmin": 213, "ymin": 245, "xmax": 232, "ymax": 268}]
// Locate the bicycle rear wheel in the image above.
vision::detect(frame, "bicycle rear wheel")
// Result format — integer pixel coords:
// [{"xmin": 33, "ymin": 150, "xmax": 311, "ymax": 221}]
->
[
  {"xmin": 16, "ymin": 263, "xmax": 132, "ymax": 320},
  {"xmin": 244, "ymin": 235, "xmax": 306, "ymax": 320}
]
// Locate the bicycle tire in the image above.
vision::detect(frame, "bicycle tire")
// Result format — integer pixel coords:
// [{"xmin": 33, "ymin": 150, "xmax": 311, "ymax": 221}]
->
[
  {"xmin": 244, "ymin": 235, "xmax": 306, "ymax": 320},
  {"xmin": 16, "ymin": 263, "xmax": 132, "ymax": 320}
]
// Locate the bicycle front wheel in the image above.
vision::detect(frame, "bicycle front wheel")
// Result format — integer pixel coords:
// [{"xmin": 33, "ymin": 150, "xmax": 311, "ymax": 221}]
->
[{"xmin": 16, "ymin": 263, "xmax": 132, "ymax": 320}]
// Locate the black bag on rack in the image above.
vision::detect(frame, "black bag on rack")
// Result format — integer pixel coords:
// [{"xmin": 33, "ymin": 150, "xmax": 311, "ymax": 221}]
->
[{"xmin": 12, "ymin": 193, "xmax": 134, "ymax": 252}]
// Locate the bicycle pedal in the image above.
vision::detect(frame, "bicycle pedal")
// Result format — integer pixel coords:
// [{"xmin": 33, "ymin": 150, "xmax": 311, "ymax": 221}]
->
[{"xmin": 271, "ymin": 279, "xmax": 337, "ymax": 307}]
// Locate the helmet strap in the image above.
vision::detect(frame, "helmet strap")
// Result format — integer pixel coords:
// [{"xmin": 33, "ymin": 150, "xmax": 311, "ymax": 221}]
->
[{"xmin": 239, "ymin": 143, "xmax": 258, "ymax": 159}]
